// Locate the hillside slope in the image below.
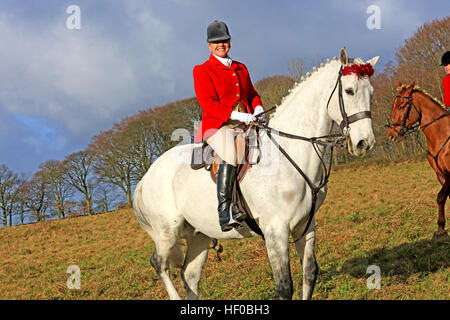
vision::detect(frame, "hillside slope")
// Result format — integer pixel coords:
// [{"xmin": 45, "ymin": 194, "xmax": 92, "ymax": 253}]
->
[{"xmin": 0, "ymin": 160, "xmax": 448, "ymax": 300}]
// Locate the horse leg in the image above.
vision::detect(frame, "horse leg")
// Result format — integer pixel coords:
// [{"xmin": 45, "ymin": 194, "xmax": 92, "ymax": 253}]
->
[
  {"xmin": 436, "ymin": 178, "xmax": 449, "ymax": 236},
  {"xmin": 292, "ymin": 220, "xmax": 318, "ymax": 300},
  {"xmin": 264, "ymin": 223, "xmax": 293, "ymax": 300},
  {"xmin": 181, "ymin": 231, "xmax": 211, "ymax": 300},
  {"xmin": 150, "ymin": 231, "xmax": 183, "ymax": 300}
]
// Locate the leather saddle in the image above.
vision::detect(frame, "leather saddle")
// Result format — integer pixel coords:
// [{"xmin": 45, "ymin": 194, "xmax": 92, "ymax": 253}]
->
[
  {"xmin": 191, "ymin": 125, "xmax": 260, "ymax": 183},
  {"xmin": 190, "ymin": 124, "xmax": 264, "ymax": 237}
]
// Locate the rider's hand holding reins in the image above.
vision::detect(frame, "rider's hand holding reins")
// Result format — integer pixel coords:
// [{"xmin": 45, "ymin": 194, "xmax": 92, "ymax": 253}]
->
[
  {"xmin": 253, "ymin": 106, "xmax": 265, "ymax": 122},
  {"xmin": 230, "ymin": 110, "xmax": 256, "ymax": 124}
]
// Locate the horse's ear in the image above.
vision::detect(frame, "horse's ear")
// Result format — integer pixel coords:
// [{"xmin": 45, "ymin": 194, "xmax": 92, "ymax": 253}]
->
[
  {"xmin": 403, "ymin": 81, "xmax": 415, "ymax": 94},
  {"xmin": 366, "ymin": 56, "xmax": 380, "ymax": 67},
  {"xmin": 340, "ymin": 47, "xmax": 348, "ymax": 65},
  {"xmin": 397, "ymin": 81, "xmax": 402, "ymax": 88}
]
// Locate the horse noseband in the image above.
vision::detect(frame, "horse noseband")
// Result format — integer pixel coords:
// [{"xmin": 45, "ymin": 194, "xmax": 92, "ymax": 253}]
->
[
  {"xmin": 386, "ymin": 94, "xmax": 421, "ymax": 136},
  {"xmin": 339, "ymin": 111, "xmax": 372, "ymax": 130},
  {"xmin": 327, "ymin": 66, "xmax": 373, "ymax": 135}
]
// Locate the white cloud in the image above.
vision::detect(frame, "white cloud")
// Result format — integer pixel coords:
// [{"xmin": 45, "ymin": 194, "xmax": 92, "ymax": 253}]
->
[
  {"xmin": 0, "ymin": 0, "xmax": 445, "ymax": 174},
  {"xmin": 0, "ymin": 4, "xmax": 176, "ymax": 135}
]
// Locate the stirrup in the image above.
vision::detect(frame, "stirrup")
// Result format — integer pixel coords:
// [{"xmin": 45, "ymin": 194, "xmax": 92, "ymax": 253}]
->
[
  {"xmin": 221, "ymin": 206, "xmax": 243, "ymax": 232},
  {"xmin": 232, "ymin": 205, "xmax": 247, "ymax": 222}
]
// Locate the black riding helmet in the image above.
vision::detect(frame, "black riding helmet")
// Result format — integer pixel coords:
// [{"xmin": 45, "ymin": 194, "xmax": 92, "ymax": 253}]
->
[
  {"xmin": 440, "ymin": 51, "xmax": 450, "ymax": 66},
  {"xmin": 207, "ymin": 20, "xmax": 231, "ymax": 42}
]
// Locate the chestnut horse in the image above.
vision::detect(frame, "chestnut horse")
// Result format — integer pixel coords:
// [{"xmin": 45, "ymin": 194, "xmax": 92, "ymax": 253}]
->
[{"xmin": 386, "ymin": 81, "xmax": 450, "ymax": 236}]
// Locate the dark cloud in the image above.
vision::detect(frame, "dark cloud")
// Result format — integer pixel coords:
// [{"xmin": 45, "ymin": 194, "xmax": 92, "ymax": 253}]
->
[{"xmin": 0, "ymin": 0, "xmax": 447, "ymax": 173}]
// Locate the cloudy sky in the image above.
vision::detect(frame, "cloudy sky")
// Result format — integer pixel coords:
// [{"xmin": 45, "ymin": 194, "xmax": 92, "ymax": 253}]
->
[{"xmin": 0, "ymin": 0, "xmax": 448, "ymax": 174}]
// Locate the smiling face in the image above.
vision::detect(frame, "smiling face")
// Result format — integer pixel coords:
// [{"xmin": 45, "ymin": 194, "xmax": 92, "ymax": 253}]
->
[
  {"xmin": 208, "ymin": 40, "xmax": 231, "ymax": 58},
  {"xmin": 445, "ymin": 64, "xmax": 450, "ymax": 75}
]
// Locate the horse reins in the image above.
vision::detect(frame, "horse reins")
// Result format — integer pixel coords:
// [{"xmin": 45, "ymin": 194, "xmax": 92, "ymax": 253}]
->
[
  {"xmin": 386, "ymin": 91, "xmax": 450, "ymax": 174},
  {"xmin": 265, "ymin": 127, "xmax": 342, "ymax": 243},
  {"xmin": 252, "ymin": 66, "xmax": 372, "ymax": 243}
]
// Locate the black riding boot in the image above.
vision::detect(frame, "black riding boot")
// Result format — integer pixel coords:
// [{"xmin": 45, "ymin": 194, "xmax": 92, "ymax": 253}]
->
[{"xmin": 217, "ymin": 162, "xmax": 247, "ymax": 232}]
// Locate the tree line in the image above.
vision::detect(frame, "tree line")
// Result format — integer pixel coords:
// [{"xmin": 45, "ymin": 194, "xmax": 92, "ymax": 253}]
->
[
  {"xmin": 1, "ymin": 16, "xmax": 448, "ymax": 227},
  {"xmin": 0, "ymin": 97, "xmax": 205, "ymax": 227}
]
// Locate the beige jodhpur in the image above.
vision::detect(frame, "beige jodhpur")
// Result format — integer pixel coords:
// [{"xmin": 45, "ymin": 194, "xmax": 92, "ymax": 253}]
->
[{"xmin": 206, "ymin": 121, "xmax": 245, "ymax": 167}]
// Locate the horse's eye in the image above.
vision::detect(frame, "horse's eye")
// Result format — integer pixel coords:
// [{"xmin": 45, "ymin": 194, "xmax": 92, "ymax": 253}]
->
[
  {"xmin": 345, "ymin": 88, "xmax": 354, "ymax": 96},
  {"xmin": 398, "ymin": 103, "xmax": 406, "ymax": 110}
]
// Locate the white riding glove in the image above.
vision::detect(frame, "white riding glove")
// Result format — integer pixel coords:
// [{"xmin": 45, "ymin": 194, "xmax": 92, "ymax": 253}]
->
[
  {"xmin": 253, "ymin": 105, "xmax": 265, "ymax": 121},
  {"xmin": 229, "ymin": 111, "xmax": 256, "ymax": 124}
]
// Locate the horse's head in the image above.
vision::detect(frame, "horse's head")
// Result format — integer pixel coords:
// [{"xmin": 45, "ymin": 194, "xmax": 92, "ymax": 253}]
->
[
  {"xmin": 386, "ymin": 81, "xmax": 420, "ymax": 142},
  {"xmin": 327, "ymin": 48, "xmax": 379, "ymax": 156}
]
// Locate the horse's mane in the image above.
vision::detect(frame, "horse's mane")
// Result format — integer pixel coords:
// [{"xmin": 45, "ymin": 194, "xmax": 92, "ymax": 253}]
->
[
  {"xmin": 397, "ymin": 84, "xmax": 446, "ymax": 109},
  {"xmin": 274, "ymin": 56, "xmax": 340, "ymax": 114},
  {"xmin": 275, "ymin": 56, "xmax": 370, "ymax": 116}
]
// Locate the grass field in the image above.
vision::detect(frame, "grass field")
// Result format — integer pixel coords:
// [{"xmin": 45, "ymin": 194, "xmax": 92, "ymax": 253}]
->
[{"xmin": 0, "ymin": 159, "xmax": 448, "ymax": 300}]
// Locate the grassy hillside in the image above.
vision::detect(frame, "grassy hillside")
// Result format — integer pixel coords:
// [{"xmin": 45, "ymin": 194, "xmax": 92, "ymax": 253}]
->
[{"xmin": 0, "ymin": 160, "xmax": 448, "ymax": 300}]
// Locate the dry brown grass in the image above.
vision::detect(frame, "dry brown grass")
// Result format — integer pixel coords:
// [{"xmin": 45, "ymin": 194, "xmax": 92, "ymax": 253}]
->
[{"xmin": 0, "ymin": 159, "xmax": 448, "ymax": 300}]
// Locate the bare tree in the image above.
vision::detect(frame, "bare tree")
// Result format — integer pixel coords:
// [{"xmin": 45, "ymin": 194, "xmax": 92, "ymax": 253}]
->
[
  {"xmin": 90, "ymin": 126, "xmax": 135, "ymax": 208},
  {"xmin": 0, "ymin": 165, "xmax": 20, "ymax": 227},
  {"xmin": 64, "ymin": 151, "xmax": 96, "ymax": 215},
  {"xmin": 93, "ymin": 183, "xmax": 120, "ymax": 213},
  {"xmin": 395, "ymin": 16, "xmax": 449, "ymax": 103},
  {"xmin": 253, "ymin": 75, "xmax": 296, "ymax": 120},
  {"xmin": 288, "ymin": 58, "xmax": 305, "ymax": 81},
  {"xmin": 125, "ymin": 115, "xmax": 165, "ymax": 182},
  {"xmin": 22, "ymin": 170, "xmax": 49, "ymax": 222},
  {"xmin": 13, "ymin": 173, "xmax": 29, "ymax": 225},
  {"xmin": 38, "ymin": 160, "xmax": 73, "ymax": 219},
  {"xmin": 178, "ymin": 98, "xmax": 203, "ymax": 141}
]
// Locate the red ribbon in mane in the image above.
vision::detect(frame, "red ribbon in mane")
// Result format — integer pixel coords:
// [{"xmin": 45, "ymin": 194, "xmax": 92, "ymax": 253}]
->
[{"xmin": 342, "ymin": 63, "xmax": 374, "ymax": 78}]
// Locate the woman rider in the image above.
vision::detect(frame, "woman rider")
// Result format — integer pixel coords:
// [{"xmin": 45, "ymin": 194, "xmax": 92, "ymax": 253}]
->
[
  {"xmin": 441, "ymin": 51, "xmax": 450, "ymax": 108},
  {"xmin": 193, "ymin": 20, "xmax": 265, "ymax": 232}
]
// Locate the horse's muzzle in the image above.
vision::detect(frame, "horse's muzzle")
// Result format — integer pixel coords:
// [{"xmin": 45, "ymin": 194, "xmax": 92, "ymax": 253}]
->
[{"xmin": 356, "ymin": 139, "xmax": 370, "ymax": 151}]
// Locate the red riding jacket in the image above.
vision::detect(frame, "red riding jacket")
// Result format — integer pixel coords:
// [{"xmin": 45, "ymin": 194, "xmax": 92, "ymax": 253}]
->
[
  {"xmin": 443, "ymin": 74, "xmax": 450, "ymax": 107},
  {"xmin": 193, "ymin": 54, "xmax": 263, "ymax": 143}
]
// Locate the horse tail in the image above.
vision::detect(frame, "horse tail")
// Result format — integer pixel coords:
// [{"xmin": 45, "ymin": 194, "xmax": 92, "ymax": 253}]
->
[
  {"xmin": 133, "ymin": 178, "xmax": 185, "ymax": 270},
  {"xmin": 133, "ymin": 179, "xmax": 156, "ymax": 240}
]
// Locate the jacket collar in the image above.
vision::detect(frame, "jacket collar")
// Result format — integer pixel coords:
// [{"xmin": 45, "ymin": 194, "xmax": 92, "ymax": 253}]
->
[{"xmin": 209, "ymin": 54, "xmax": 238, "ymax": 70}]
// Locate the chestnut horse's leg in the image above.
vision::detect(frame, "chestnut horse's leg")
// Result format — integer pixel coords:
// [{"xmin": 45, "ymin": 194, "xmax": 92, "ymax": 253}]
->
[{"xmin": 436, "ymin": 177, "xmax": 449, "ymax": 236}]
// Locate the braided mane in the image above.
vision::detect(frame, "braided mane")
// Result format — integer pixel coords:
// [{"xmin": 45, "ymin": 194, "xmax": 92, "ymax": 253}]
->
[
  {"xmin": 274, "ymin": 57, "xmax": 339, "ymax": 115},
  {"xmin": 397, "ymin": 84, "xmax": 446, "ymax": 109}
]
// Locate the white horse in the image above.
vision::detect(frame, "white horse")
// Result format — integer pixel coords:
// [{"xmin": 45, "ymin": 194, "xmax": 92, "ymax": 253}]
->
[{"xmin": 133, "ymin": 48, "xmax": 379, "ymax": 300}]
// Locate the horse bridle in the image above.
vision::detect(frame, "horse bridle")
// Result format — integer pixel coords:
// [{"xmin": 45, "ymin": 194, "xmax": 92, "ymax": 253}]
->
[
  {"xmin": 326, "ymin": 65, "xmax": 372, "ymax": 135},
  {"xmin": 386, "ymin": 89, "xmax": 450, "ymax": 174},
  {"xmin": 252, "ymin": 65, "xmax": 373, "ymax": 243},
  {"xmin": 387, "ymin": 91, "xmax": 450, "ymax": 136},
  {"xmin": 386, "ymin": 91, "xmax": 421, "ymax": 136}
]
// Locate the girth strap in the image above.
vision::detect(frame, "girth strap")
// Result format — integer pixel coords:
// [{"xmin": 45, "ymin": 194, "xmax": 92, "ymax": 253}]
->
[{"xmin": 428, "ymin": 135, "xmax": 450, "ymax": 175}]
